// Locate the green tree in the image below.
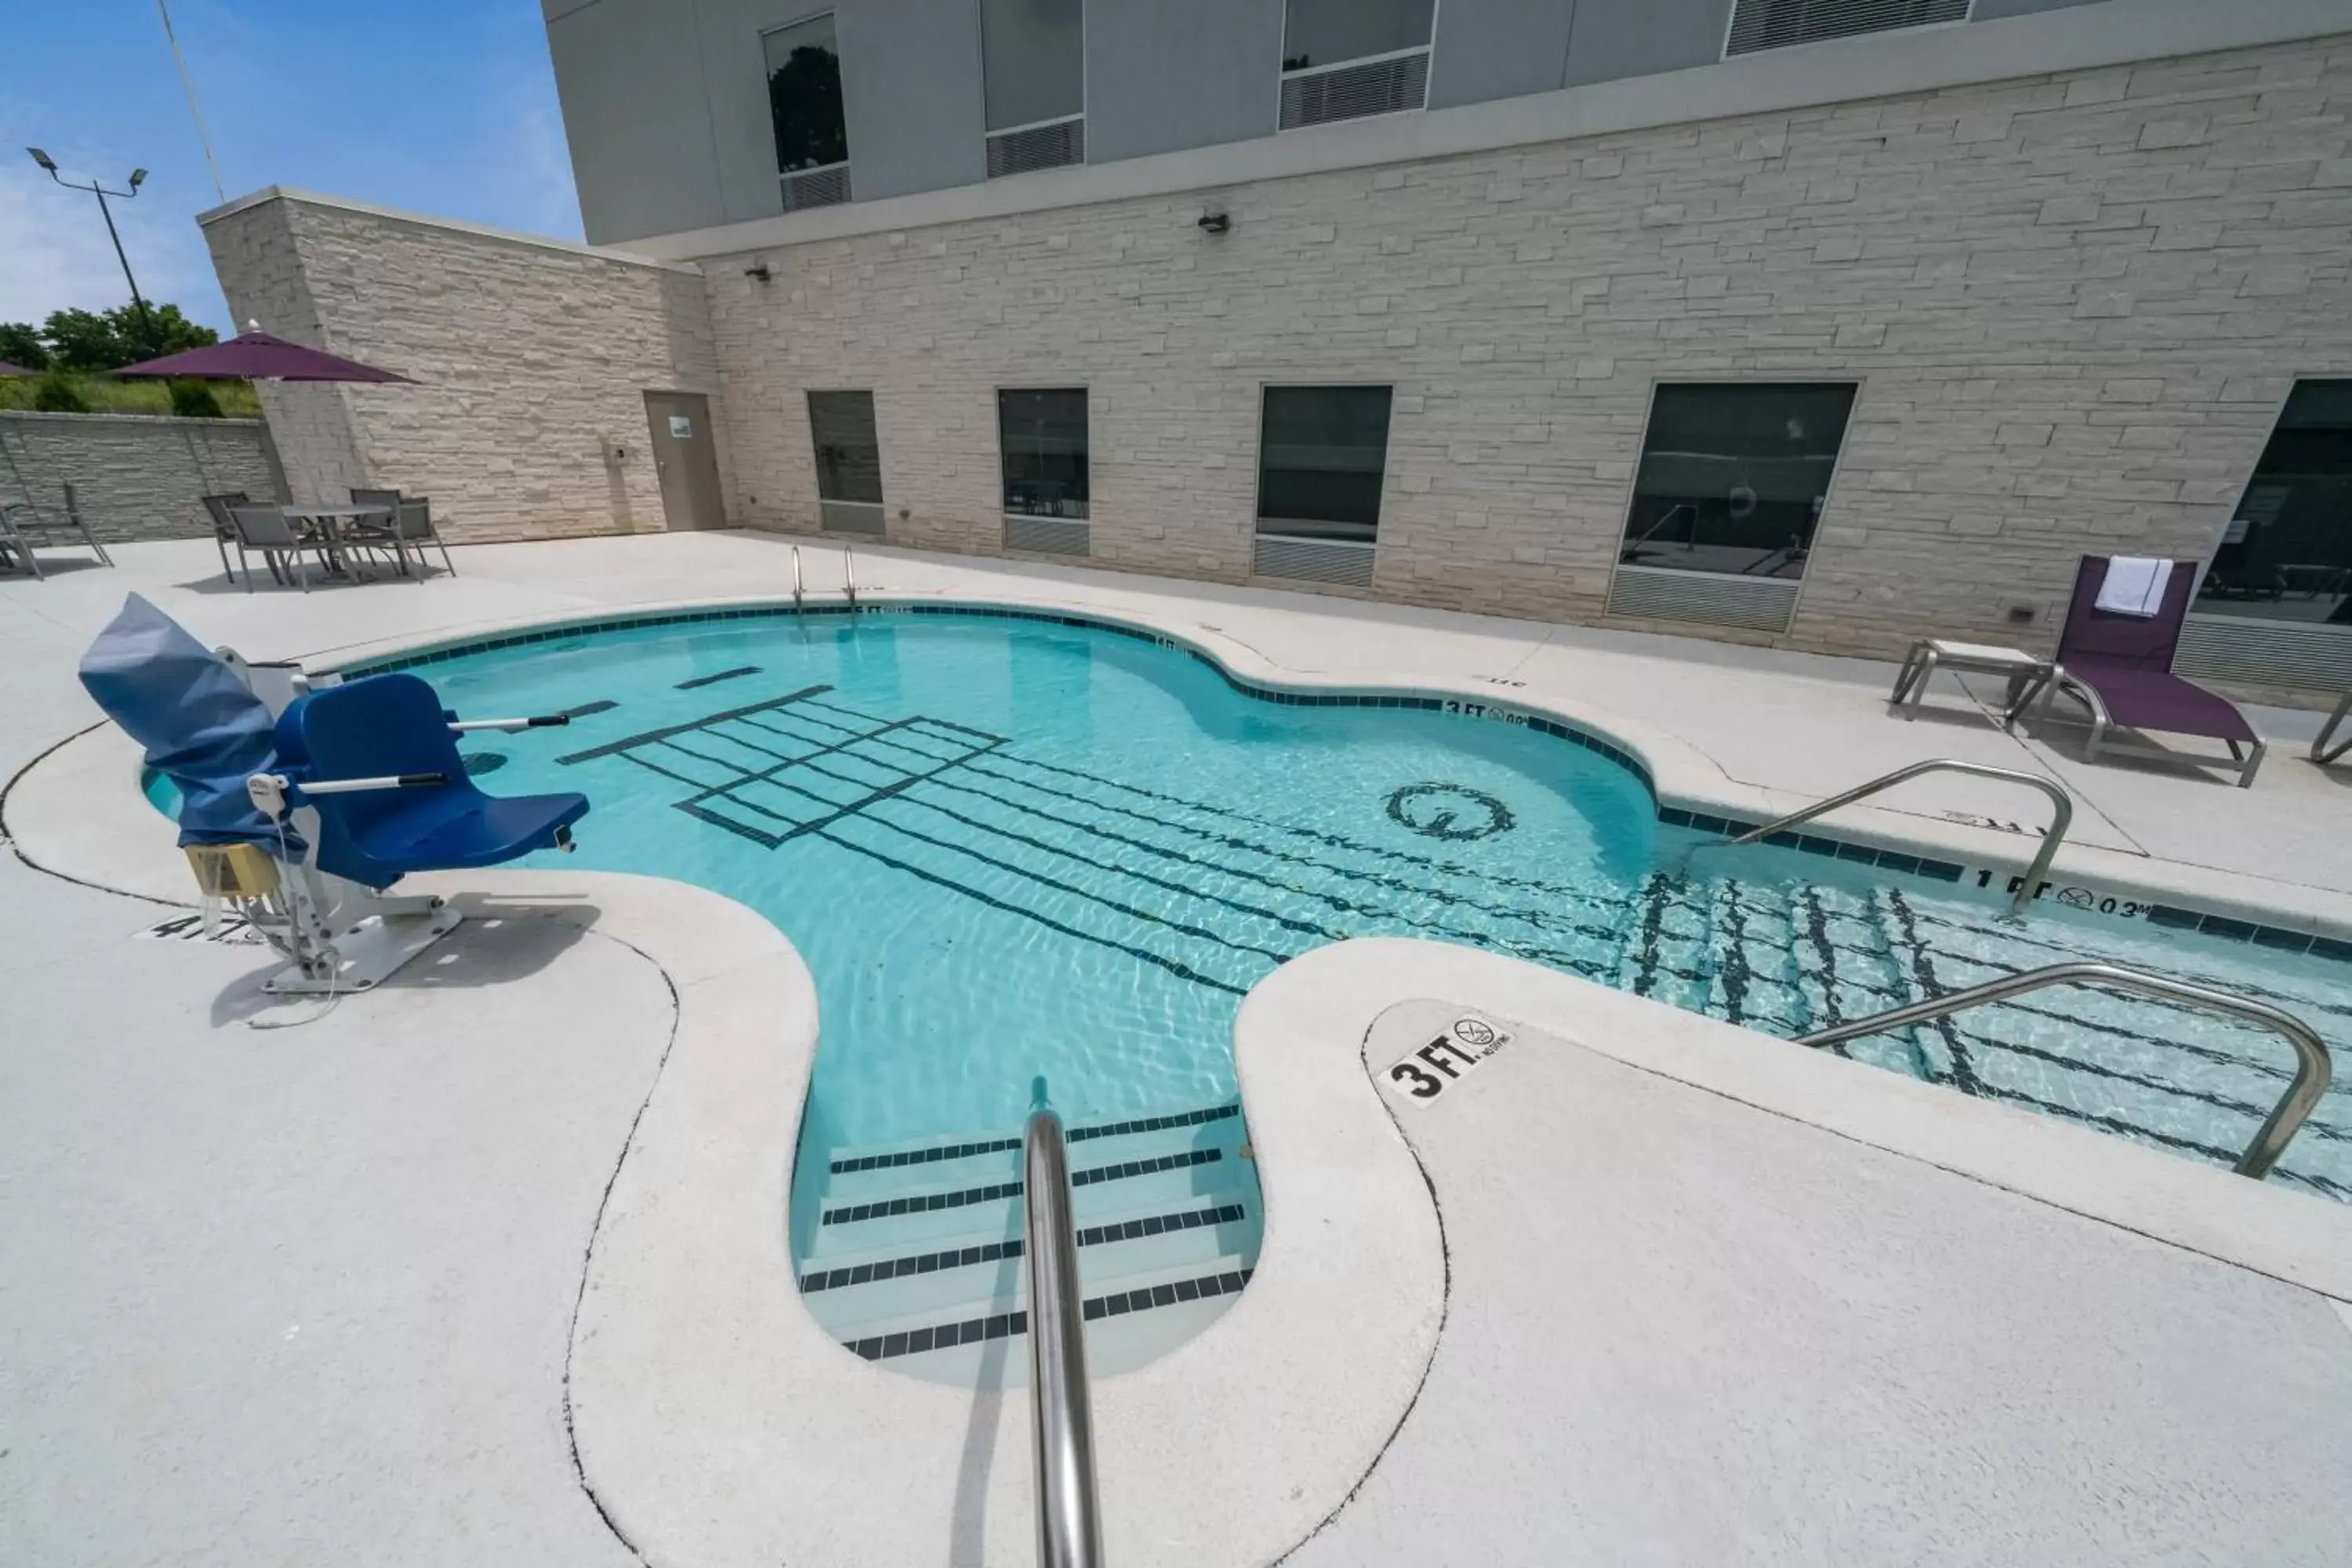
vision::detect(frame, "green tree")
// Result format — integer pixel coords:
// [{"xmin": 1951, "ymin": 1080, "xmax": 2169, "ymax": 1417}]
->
[
  {"xmin": 0, "ymin": 321, "xmax": 46, "ymax": 369},
  {"xmin": 116, "ymin": 302, "xmax": 218, "ymax": 364},
  {"xmin": 40, "ymin": 308, "xmax": 124, "ymax": 370},
  {"xmin": 38, "ymin": 303, "xmax": 218, "ymax": 371}
]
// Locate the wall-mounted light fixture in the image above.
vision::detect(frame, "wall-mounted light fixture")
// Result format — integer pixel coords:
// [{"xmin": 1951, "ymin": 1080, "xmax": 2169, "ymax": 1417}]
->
[
  {"xmin": 1196, "ymin": 212, "xmax": 1229, "ymax": 235},
  {"xmin": 745, "ymin": 261, "xmax": 773, "ymax": 282}
]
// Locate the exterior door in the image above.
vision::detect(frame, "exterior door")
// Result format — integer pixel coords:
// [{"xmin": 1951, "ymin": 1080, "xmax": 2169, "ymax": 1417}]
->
[{"xmin": 642, "ymin": 390, "xmax": 726, "ymax": 531}]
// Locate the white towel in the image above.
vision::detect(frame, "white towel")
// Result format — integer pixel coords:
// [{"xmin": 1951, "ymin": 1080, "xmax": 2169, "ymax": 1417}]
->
[{"xmin": 2095, "ymin": 556, "xmax": 2172, "ymax": 617}]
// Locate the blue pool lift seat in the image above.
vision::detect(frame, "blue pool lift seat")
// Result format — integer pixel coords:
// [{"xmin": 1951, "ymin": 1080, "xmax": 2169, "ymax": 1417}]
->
[{"xmin": 274, "ymin": 673, "xmax": 589, "ymax": 889}]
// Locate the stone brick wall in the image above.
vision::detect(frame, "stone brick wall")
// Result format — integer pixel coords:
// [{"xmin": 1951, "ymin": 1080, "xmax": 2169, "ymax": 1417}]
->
[
  {"xmin": 700, "ymin": 31, "xmax": 2352, "ymax": 661},
  {"xmin": 0, "ymin": 412, "xmax": 282, "ymax": 544},
  {"xmin": 203, "ymin": 195, "xmax": 729, "ymax": 544}
]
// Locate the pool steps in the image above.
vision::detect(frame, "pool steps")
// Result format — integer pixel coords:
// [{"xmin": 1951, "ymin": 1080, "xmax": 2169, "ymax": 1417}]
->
[{"xmin": 798, "ymin": 1101, "xmax": 1258, "ymax": 1385}]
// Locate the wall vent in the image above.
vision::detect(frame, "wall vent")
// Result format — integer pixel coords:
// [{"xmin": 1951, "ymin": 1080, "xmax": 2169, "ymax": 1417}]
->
[
  {"xmin": 1605, "ymin": 564, "xmax": 1798, "ymax": 633},
  {"xmin": 987, "ymin": 117, "xmax": 1084, "ymax": 178},
  {"xmin": 820, "ymin": 499, "xmax": 886, "ymax": 537},
  {"xmin": 782, "ymin": 163, "xmax": 851, "ymax": 212},
  {"xmin": 1004, "ymin": 514, "xmax": 1090, "ymax": 557},
  {"xmin": 1254, "ymin": 535, "xmax": 1376, "ymax": 587},
  {"xmin": 1279, "ymin": 50, "xmax": 1429, "ymax": 132},
  {"xmin": 2176, "ymin": 615, "xmax": 2352, "ymax": 696},
  {"xmin": 1726, "ymin": 0, "xmax": 1971, "ymax": 57}
]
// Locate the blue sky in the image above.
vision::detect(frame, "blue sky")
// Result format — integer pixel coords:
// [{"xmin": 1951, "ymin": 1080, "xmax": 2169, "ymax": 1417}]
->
[{"xmin": 2, "ymin": 1, "xmax": 581, "ymax": 336}]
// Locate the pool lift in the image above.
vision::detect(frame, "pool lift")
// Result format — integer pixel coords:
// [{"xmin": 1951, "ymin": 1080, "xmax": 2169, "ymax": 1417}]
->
[{"xmin": 79, "ymin": 596, "xmax": 590, "ymax": 998}]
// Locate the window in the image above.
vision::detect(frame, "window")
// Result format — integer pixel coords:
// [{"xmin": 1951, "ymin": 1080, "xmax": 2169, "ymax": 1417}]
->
[
  {"xmin": 998, "ymin": 389, "xmax": 1090, "ymax": 519},
  {"xmin": 1724, "ymin": 0, "xmax": 1972, "ymax": 60},
  {"xmin": 1618, "ymin": 383, "xmax": 1857, "ymax": 581},
  {"xmin": 2196, "ymin": 381, "xmax": 2352, "ymax": 626},
  {"xmin": 1257, "ymin": 387, "xmax": 1392, "ymax": 544},
  {"xmin": 808, "ymin": 390, "xmax": 884, "ymax": 534},
  {"xmin": 1279, "ymin": 0, "xmax": 1433, "ymax": 130},
  {"xmin": 766, "ymin": 13, "xmax": 851, "ymax": 209},
  {"xmin": 982, "ymin": 0, "xmax": 1084, "ymax": 176}
]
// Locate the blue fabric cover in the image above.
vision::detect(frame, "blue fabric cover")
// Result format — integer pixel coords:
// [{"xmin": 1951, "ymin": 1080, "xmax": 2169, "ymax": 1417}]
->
[
  {"xmin": 274, "ymin": 673, "xmax": 588, "ymax": 888},
  {"xmin": 76, "ymin": 594, "xmax": 290, "ymax": 850}
]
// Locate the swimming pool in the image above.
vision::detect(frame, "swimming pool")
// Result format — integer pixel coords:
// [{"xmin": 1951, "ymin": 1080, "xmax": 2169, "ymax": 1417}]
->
[{"xmin": 313, "ymin": 609, "xmax": 2346, "ymax": 1373}]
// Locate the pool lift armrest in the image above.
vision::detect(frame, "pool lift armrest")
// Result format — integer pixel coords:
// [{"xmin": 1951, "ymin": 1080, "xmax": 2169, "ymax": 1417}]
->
[
  {"xmin": 239, "ymin": 771, "xmax": 463, "ymax": 996},
  {"xmin": 446, "ymin": 713, "xmax": 572, "ymax": 733}
]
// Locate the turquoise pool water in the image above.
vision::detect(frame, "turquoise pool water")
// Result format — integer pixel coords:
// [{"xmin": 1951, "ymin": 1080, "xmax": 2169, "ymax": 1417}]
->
[{"xmin": 208, "ymin": 613, "xmax": 2352, "ymax": 1221}]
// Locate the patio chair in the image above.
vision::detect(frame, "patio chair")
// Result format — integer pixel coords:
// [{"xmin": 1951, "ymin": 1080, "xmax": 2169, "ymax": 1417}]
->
[
  {"xmin": 0, "ymin": 483, "xmax": 115, "ymax": 579},
  {"xmin": 2030, "ymin": 554, "xmax": 2266, "ymax": 787},
  {"xmin": 350, "ymin": 493, "xmax": 456, "ymax": 579},
  {"xmin": 227, "ymin": 505, "xmax": 332, "ymax": 593},
  {"xmin": 200, "ymin": 492, "xmax": 273, "ymax": 585}
]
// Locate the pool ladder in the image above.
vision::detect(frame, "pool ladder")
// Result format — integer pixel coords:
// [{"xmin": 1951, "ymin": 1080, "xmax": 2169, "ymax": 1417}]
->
[
  {"xmin": 1796, "ymin": 962, "xmax": 2332, "ymax": 1180},
  {"xmin": 789, "ymin": 544, "xmax": 859, "ymax": 614},
  {"xmin": 1024, "ymin": 1106, "xmax": 1105, "ymax": 1568},
  {"xmin": 1704, "ymin": 758, "xmax": 2072, "ymax": 919},
  {"xmin": 1700, "ymin": 758, "xmax": 2332, "ymax": 1178}
]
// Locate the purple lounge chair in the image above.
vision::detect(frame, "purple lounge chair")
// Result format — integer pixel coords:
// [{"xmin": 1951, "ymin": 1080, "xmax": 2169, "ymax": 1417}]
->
[{"xmin": 2034, "ymin": 555, "xmax": 2266, "ymax": 787}]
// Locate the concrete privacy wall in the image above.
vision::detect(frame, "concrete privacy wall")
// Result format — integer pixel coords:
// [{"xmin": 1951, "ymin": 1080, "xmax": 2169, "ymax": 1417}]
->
[
  {"xmin": 0, "ymin": 412, "xmax": 282, "ymax": 543},
  {"xmin": 201, "ymin": 194, "xmax": 728, "ymax": 544},
  {"xmin": 702, "ymin": 30, "xmax": 2352, "ymax": 660}
]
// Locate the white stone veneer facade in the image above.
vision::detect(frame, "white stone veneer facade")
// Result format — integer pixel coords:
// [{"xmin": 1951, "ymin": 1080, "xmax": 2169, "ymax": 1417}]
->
[
  {"xmin": 705, "ymin": 29, "xmax": 2352, "ymax": 661},
  {"xmin": 205, "ymin": 27, "xmax": 2352, "ymax": 668},
  {"xmin": 0, "ymin": 412, "xmax": 281, "ymax": 543},
  {"xmin": 203, "ymin": 194, "xmax": 728, "ymax": 545}
]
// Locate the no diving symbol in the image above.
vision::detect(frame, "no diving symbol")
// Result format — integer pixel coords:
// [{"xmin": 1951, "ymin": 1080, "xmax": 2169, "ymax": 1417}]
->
[{"xmin": 1385, "ymin": 783, "xmax": 1515, "ymax": 843}]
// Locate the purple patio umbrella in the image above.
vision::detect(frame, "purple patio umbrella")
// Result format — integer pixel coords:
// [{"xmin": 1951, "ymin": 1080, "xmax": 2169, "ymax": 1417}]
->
[
  {"xmin": 0, "ymin": 359, "xmax": 31, "ymax": 376},
  {"xmin": 112, "ymin": 328, "xmax": 414, "ymax": 383}
]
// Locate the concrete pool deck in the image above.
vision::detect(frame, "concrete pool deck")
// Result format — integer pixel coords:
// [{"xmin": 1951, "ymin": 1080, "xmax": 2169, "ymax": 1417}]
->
[{"xmin": 4, "ymin": 531, "xmax": 2350, "ymax": 1564}]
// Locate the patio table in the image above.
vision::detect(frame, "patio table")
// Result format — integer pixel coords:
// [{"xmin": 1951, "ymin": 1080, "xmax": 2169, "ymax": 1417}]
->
[
  {"xmin": 281, "ymin": 504, "xmax": 394, "ymax": 579},
  {"xmin": 1889, "ymin": 638, "xmax": 2061, "ymax": 728}
]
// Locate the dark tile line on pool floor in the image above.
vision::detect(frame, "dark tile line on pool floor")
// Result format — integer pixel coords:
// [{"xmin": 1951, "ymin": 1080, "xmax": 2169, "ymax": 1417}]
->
[
  {"xmin": 842, "ymin": 1264, "xmax": 1256, "ymax": 1364},
  {"xmin": 822, "ymin": 1147, "xmax": 1225, "ymax": 1226},
  {"xmin": 830, "ymin": 1103, "xmax": 1239, "ymax": 1175},
  {"xmin": 674, "ymin": 664, "xmax": 761, "ymax": 690},
  {"xmin": 339, "ymin": 602, "xmax": 2352, "ymax": 967},
  {"xmin": 800, "ymin": 1201, "xmax": 1247, "ymax": 1294},
  {"xmin": 643, "ymin": 707, "xmax": 1626, "ymax": 989}
]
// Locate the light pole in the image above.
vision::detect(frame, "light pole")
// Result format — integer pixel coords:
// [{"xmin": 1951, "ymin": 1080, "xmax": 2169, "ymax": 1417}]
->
[{"xmin": 26, "ymin": 149, "xmax": 154, "ymax": 343}]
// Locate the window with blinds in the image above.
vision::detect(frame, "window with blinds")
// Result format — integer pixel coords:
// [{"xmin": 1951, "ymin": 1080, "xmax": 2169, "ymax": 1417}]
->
[{"xmin": 1724, "ymin": 0, "xmax": 1971, "ymax": 58}]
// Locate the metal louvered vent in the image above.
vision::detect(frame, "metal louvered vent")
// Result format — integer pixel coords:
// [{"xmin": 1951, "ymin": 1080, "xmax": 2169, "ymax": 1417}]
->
[
  {"xmin": 987, "ymin": 117, "xmax": 1084, "ymax": 178},
  {"xmin": 820, "ymin": 499, "xmax": 886, "ymax": 537},
  {"xmin": 782, "ymin": 163, "xmax": 851, "ymax": 212},
  {"xmin": 1004, "ymin": 514, "xmax": 1091, "ymax": 557},
  {"xmin": 1606, "ymin": 564, "xmax": 1798, "ymax": 632},
  {"xmin": 1279, "ymin": 50, "xmax": 1429, "ymax": 132},
  {"xmin": 2176, "ymin": 615, "xmax": 2352, "ymax": 695},
  {"xmin": 1253, "ymin": 535, "xmax": 1376, "ymax": 587},
  {"xmin": 1726, "ymin": 0, "xmax": 1972, "ymax": 56}
]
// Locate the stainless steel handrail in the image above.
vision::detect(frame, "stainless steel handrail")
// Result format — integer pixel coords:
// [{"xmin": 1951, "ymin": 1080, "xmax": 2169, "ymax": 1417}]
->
[
  {"xmin": 843, "ymin": 545, "xmax": 858, "ymax": 609},
  {"xmin": 1722, "ymin": 759, "xmax": 2072, "ymax": 917},
  {"xmin": 790, "ymin": 545, "xmax": 804, "ymax": 614},
  {"xmin": 1796, "ymin": 961, "xmax": 2333, "ymax": 1179},
  {"xmin": 1024, "ymin": 1108, "xmax": 1105, "ymax": 1568}
]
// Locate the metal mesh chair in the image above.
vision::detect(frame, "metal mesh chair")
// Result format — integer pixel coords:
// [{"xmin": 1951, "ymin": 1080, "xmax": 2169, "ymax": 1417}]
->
[
  {"xmin": 227, "ymin": 505, "xmax": 330, "ymax": 593},
  {"xmin": 350, "ymin": 493, "xmax": 455, "ymax": 579},
  {"xmin": 2034, "ymin": 555, "xmax": 2266, "ymax": 786},
  {"xmin": 0, "ymin": 484, "xmax": 115, "ymax": 579}
]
